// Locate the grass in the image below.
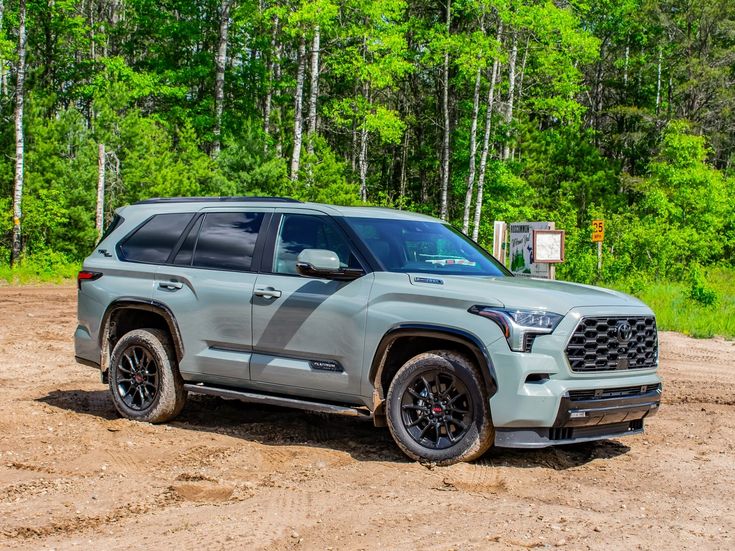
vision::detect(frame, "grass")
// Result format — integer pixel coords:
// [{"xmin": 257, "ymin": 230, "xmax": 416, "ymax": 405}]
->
[
  {"xmin": 0, "ymin": 258, "xmax": 80, "ymax": 285},
  {"xmin": 627, "ymin": 267, "xmax": 735, "ymax": 339}
]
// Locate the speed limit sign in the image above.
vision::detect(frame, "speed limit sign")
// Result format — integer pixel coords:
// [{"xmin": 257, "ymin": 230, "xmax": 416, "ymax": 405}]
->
[{"xmin": 592, "ymin": 220, "xmax": 604, "ymax": 242}]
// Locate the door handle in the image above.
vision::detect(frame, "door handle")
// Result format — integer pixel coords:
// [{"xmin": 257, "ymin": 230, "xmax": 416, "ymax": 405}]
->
[
  {"xmin": 159, "ymin": 281, "xmax": 183, "ymax": 290},
  {"xmin": 254, "ymin": 287, "xmax": 282, "ymax": 299}
]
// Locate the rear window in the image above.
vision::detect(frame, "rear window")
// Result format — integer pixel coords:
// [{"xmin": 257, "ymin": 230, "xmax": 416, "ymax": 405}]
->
[
  {"xmin": 118, "ymin": 213, "xmax": 194, "ymax": 264},
  {"xmin": 192, "ymin": 212, "xmax": 265, "ymax": 271}
]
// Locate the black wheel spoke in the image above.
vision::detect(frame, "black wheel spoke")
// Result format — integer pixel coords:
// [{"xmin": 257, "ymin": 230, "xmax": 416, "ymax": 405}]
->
[
  {"xmin": 443, "ymin": 419, "xmax": 456, "ymax": 443},
  {"xmin": 407, "ymin": 388, "xmax": 426, "ymax": 402},
  {"xmin": 405, "ymin": 417, "xmax": 426, "ymax": 428},
  {"xmin": 419, "ymin": 376, "xmax": 434, "ymax": 400},
  {"xmin": 450, "ymin": 418, "xmax": 467, "ymax": 431},
  {"xmin": 418, "ymin": 422, "xmax": 433, "ymax": 441}
]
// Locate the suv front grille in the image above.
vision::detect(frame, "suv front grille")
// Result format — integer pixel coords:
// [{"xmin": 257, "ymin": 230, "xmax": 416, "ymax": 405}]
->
[{"xmin": 565, "ymin": 316, "xmax": 657, "ymax": 372}]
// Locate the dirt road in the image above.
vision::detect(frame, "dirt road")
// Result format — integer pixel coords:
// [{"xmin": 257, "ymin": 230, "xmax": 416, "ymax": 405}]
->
[{"xmin": 0, "ymin": 285, "xmax": 733, "ymax": 550}]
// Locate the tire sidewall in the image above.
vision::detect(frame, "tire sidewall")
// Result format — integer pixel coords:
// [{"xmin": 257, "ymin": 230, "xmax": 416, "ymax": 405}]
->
[{"xmin": 386, "ymin": 352, "xmax": 491, "ymax": 465}]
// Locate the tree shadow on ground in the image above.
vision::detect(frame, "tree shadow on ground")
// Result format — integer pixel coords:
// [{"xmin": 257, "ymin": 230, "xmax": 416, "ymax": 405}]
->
[{"xmin": 38, "ymin": 389, "xmax": 629, "ymax": 469}]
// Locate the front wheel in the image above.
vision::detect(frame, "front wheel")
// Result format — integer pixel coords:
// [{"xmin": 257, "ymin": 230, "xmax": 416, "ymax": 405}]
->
[
  {"xmin": 386, "ymin": 351, "xmax": 494, "ymax": 465},
  {"xmin": 108, "ymin": 328, "xmax": 187, "ymax": 423}
]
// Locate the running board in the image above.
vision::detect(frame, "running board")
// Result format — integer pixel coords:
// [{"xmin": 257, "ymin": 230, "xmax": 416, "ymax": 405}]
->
[{"xmin": 183, "ymin": 383, "xmax": 372, "ymax": 419}]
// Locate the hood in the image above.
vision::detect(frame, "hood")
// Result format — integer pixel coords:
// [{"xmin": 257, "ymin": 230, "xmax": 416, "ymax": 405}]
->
[{"xmin": 409, "ymin": 274, "xmax": 649, "ymax": 315}]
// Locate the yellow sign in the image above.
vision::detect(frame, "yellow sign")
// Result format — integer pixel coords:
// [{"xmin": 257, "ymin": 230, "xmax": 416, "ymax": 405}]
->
[{"xmin": 591, "ymin": 219, "xmax": 604, "ymax": 242}]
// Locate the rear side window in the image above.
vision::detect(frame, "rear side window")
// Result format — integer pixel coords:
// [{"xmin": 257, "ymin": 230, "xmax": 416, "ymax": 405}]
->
[
  {"xmin": 192, "ymin": 212, "xmax": 264, "ymax": 271},
  {"xmin": 118, "ymin": 213, "xmax": 194, "ymax": 264}
]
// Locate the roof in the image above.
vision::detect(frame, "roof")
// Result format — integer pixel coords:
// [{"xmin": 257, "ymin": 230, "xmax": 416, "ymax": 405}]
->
[{"xmin": 124, "ymin": 197, "xmax": 441, "ymax": 223}]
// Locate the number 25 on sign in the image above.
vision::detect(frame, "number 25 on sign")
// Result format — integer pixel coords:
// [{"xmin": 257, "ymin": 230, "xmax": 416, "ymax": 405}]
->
[{"xmin": 591, "ymin": 219, "xmax": 604, "ymax": 242}]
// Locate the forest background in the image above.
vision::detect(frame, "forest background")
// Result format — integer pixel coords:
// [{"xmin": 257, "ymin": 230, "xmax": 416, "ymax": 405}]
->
[{"xmin": 0, "ymin": 0, "xmax": 733, "ymax": 337}]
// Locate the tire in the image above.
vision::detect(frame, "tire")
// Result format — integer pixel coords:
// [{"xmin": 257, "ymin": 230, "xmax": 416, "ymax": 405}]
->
[
  {"xmin": 386, "ymin": 350, "xmax": 494, "ymax": 465},
  {"xmin": 108, "ymin": 328, "xmax": 187, "ymax": 423}
]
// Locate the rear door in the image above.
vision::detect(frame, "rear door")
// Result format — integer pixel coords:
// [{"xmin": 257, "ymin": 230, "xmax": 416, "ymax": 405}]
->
[
  {"xmin": 153, "ymin": 208, "xmax": 272, "ymax": 385},
  {"xmin": 250, "ymin": 211, "xmax": 373, "ymax": 400}
]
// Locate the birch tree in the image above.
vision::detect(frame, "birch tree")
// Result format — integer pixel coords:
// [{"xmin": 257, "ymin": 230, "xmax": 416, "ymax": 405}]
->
[
  {"xmin": 439, "ymin": 0, "xmax": 451, "ymax": 220},
  {"xmin": 212, "ymin": 0, "xmax": 233, "ymax": 157},
  {"xmin": 10, "ymin": 0, "xmax": 27, "ymax": 266},
  {"xmin": 472, "ymin": 21, "xmax": 502, "ymax": 242},
  {"xmin": 290, "ymin": 36, "xmax": 307, "ymax": 180}
]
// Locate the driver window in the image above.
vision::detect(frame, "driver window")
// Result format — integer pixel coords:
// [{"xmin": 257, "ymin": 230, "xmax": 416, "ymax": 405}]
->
[{"xmin": 274, "ymin": 214, "xmax": 360, "ymax": 275}]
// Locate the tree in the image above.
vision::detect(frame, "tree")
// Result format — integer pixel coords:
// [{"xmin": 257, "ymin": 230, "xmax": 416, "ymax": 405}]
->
[{"xmin": 11, "ymin": 0, "xmax": 27, "ymax": 266}]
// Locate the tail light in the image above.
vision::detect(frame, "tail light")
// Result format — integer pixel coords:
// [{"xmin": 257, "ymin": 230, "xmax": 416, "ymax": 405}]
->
[{"xmin": 77, "ymin": 270, "xmax": 102, "ymax": 290}]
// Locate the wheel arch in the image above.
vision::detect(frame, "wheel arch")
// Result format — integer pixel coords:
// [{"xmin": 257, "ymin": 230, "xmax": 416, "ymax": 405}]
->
[
  {"xmin": 99, "ymin": 299, "xmax": 185, "ymax": 376},
  {"xmin": 369, "ymin": 324, "xmax": 498, "ymax": 407}
]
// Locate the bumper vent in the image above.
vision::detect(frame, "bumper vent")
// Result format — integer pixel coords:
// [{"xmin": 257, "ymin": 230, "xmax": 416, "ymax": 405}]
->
[
  {"xmin": 568, "ymin": 383, "xmax": 661, "ymax": 402},
  {"xmin": 565, "ymin": 316, "xmax": 658, "ymax": 372}
]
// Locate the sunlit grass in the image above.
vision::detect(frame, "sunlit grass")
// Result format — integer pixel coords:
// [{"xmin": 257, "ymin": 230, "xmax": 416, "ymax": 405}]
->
[
  {"xmin": 0, "ymin": 258, "xmax": 80, "ymax": 285},
  {"xmin": 629, "ymin": 267, "xmax": 735, "ymax": 339}
]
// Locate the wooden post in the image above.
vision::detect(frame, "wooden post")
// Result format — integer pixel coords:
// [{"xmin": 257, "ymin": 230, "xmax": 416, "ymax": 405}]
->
[
  {"xmin": 96, "ymin": 143, "xmax": 106, "ymax": 239},
  {"xmin": 597, "ymin": 241, "xmax": 602, "ymax": 273}
]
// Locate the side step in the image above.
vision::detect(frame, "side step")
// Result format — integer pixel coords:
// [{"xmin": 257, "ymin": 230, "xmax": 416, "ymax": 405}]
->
[{"xmin": 183, "ymin": 383, "xmax": 372, "ymax": 419}]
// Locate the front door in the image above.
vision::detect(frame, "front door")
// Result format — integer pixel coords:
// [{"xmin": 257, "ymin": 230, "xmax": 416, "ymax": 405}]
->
[{"xmin": 251, "ymin": 212, "xmax": 373, "ymax": 400}]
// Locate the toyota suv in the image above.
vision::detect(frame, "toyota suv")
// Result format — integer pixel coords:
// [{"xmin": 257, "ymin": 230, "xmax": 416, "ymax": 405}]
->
[{"xmin": 75, "ymin": 197, "xmax": 661, "ymax": 465}]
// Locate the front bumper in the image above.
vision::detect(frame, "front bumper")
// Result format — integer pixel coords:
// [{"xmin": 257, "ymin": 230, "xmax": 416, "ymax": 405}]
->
[
  {"xmin": 494, "ymin": 385, "xmax": 661, "ymax": 448},
  {"xmin": 487, "ymin": 305, "xmax": 661, "ymax": 447}
]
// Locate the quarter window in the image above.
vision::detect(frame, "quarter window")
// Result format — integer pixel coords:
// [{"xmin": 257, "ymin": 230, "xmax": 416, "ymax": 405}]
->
[
  {"xmin": 119, "ymin": 213, "xmax": 194, "ymax": 264},
  {"xmin": 192, "ymin": 212, "xmax": 264, "ymax": 271}
]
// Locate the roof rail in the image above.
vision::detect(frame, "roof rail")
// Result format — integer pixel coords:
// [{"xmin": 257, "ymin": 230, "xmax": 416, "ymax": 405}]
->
[{"xmin": 134, "ymin": 196, "xmax": 301, "ymax": 205}]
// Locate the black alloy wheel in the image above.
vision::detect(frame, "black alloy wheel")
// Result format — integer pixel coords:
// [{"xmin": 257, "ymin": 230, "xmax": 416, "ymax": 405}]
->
[
  {"xmin": 400, "ymin": 370, "xmax": 473, "ymax": 450},
  {"xmin": 115, "ymin": 345, "xmax": 160, "ymax": 411}
]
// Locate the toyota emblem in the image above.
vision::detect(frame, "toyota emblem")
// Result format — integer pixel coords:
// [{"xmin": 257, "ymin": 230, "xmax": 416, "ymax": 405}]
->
[{"xmin": 615, "ymin": 320, "xmax": 633, "ymax": 343}]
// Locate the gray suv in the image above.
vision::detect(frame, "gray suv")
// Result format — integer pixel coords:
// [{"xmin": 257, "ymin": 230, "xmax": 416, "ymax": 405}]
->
[{"xmin": 75, "ymin": 197, "xmax": 661, "ymax": 465}]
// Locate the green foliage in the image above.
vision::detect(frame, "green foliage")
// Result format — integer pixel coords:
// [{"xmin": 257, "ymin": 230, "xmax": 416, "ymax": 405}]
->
[{"xmin": 687, "ymin": 265, "xmax": 719, "ymax": 308}]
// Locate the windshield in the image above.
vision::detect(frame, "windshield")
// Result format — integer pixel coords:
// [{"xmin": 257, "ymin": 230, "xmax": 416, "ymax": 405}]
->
[{"xmin": 346, "ymin": 217, "xmax": 510, "ymax": 277}]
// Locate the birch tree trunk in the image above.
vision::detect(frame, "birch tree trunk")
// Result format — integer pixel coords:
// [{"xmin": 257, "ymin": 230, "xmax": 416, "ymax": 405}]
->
[
  {"xmin": 511, "ymin": 34, "xmax": 529, "ymax": 161},
  {"xmin": 212, "ymin": 0, "xmax": 233, "ymax": 157},
  {"xmin": 399, "ymin": 128, "xmax": 409, "ymax": 203},
  {"xmin": 274, "ymin": 35, "xmax": 283, "ymax": 157},
  {"xmin": 439, "ymin": 0, "xmax": 451, "ymax": 220},
  {"xmin": 96, "ymin": 144, "xmax": 106, "ymax": 239},
  {"xmin": 264, "ymin": 15, "xmax": 279, "ymax": 152},
  {"xmin": 358, "ymin": 83, "xmax": 370, "ymax": 201},
  {"xmin": 306, "ymin": 25, "xmax": 320, "ymax": 155},
  {"xmin": 462, "ymin": 66, "xmax": 482, "ymax": 234},
  {"xmin": 655, "ymin": 46, "xmax": 662, "ymax": 115},
  {"xmin": 472, "ymin": 22, "xmax": 502, "ymax": 242},
  {"xmin": 10, "ymin": 0, "xmax": 27, "ymax": 266},
  {"xmin": 0, "ymin": 0, "xmax": 6, "ymax": 99},
  {"xmin": 502, "ymin": 29, "xmax": 517, "ymax": 161},
  {"xmin": 290, "ymin": 36, "xmax": 307, "ymax": 180}
]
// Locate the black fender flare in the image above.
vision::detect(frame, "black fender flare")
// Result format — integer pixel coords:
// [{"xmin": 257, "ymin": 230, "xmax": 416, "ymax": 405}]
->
[
  {"xmin": 100, "ymin": 298, "xmax": 185, "ymax": 365},
  {"xmin": 369, "ymin": 323, "xmax": 498, "ymax": 401}
]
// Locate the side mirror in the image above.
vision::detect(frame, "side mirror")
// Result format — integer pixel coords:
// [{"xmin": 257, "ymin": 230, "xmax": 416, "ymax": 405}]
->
[{"xmin": 296, "ymin": 249, "xmax": 363, "ymax": 280}]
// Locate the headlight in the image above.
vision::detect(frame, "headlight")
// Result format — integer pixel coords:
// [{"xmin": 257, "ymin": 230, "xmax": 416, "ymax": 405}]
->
[{"xmin": 469, "ymin": 306, "xmax": 563, "ymax": 352}]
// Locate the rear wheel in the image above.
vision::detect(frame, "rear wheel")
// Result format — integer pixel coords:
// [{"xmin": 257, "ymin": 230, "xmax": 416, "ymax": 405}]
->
[
  {"xmin": 386, "ymin": 351, "xmax": 494, "ymax": 465},
  {"xmin": 109, "ymin": 328, "xmax": 187, "ymax": 423}
]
